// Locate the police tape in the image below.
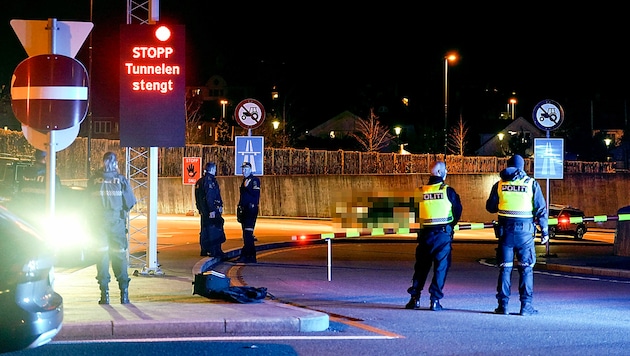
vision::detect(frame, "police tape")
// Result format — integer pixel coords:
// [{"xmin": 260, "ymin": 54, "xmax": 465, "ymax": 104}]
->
[{"xmin": 290, "ymin": 214, "xmax": 630, "ymax": 240}]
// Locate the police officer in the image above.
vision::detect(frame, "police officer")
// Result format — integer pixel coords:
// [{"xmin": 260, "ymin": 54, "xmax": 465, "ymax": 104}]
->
[
  {"xmin": 405, "ymin": 160, "xmax": 462, "ymax": 311},
  {"xmin": 195, "ymin": 161, "xmax": 227, "ymax": 259},
  {"xmin": 486, "ymin": 154, "xmax": 548, "ymax": 316},
  {"xmin": 88, "ymin": 152, "xmax": 137, "ymax": 304},
  {"xmin": 236, "ymin": 161, "xmax": 260, "ymax": 264}
]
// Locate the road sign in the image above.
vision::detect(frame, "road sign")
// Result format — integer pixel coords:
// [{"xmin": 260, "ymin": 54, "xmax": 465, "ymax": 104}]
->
[
  {"xmin": 183, "ymin": 157, "xmax": 202, "ymax": 185},
  {"xmin": 10, "ymin": 19, "xmax": 93, "ymax": 58},
  {"xmin": 22, "ymin": 124, "xmax": 80, "ymax": 152},
  {"xmin": 533, "ymin": 99, "xmax": 564, "ymax": 131},
  {"xmin": 235, "ymin": 136, "xmax": 264, "ymax": 176},
  {"xmin": 234, "ymin": 99, "xmax": 266, "ymax": 129},
  {"xmin": 534, "ymin": 138, "xmax": 564, "ymax": 179},
  {"xmin": 11, "ymin": 54, "xmax": 89, "ymax": 131}
]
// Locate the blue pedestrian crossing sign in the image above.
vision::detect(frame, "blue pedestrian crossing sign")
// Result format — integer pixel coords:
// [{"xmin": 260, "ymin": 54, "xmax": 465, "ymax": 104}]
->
[
  {"xmin": 235, "ymin": 136, "xmax": 264, "ymax": 176},
  {"xmin": 534, "ymin": 138, "xmax": 564, "ymax": 179}
]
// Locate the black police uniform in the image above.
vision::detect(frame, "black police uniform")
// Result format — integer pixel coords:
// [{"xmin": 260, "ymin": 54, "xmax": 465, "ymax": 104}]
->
[
  {"xmin": 88, "ymin": 167, "xmax": 136, "ymax": 304},
  {"xmin": 237, "ymin": 164, "xmax": 260, "ymax": 263},
  {"xmin": 195, "ymin": 167, "xmax": 226, "ymax": 258}
]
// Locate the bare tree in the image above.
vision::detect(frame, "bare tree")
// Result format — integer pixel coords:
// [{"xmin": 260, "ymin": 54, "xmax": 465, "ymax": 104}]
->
[
  {"xmin": 185, "ymin": 89, "xmax": 204, "ymax": 143},
  {"xmin": 448, "ymin": 114, "xmax": 470, "ymax": 155},
  {"xmin": 350, "ymin": 108, "xmax": 394, "ymax": 152}
]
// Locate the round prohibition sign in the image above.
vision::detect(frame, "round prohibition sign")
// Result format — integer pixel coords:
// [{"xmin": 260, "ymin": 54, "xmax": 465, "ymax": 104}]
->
[
  {"xmin": 234, "ymin": 98, "xmax": 265, "ymax": 129},
  {"xmin": 532, "ymin": 99, "xmax": 564, "ymax": 131}
]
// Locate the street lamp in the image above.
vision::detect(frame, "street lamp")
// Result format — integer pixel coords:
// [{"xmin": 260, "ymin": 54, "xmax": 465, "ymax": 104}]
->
[
  {"xmin": 604, "ymin": 138, "xmax": 612, "ymax": 161},
  {"xmin": 272, "ymin": 119, "xmax": 280, "ymax": 130},
  {"xmin": 394, "ymin": 126, "xmax": 402, "ymax": 153},
  {"xmin": 220, "ymin": 99, "xmax": 228, "ymax": 119},
  {"xmin": 444, "ymin": 52, "xmax": 458, "ymax": 157},
  {"xmin": 509, "ymin": 97, "xmax": 517, "ymax": 120},
  {"xmin": 498, "ymin": 132, "xmax": 505, "ymax": 156}
]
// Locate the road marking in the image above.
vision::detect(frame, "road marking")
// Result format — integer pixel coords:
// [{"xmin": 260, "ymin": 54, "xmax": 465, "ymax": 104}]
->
[
  {"xmin": 226, "ymin": 252, "xmax": 404, "ymax": 340},
  {"xmin": 54, "ymin": 335, "xmax": 398, "ymax": 344}
]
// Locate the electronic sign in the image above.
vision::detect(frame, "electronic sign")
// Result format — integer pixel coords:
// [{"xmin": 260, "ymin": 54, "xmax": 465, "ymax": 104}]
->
[{"xmin": 119, "ymin": 24, "xmax": 185, "ymax": 147}]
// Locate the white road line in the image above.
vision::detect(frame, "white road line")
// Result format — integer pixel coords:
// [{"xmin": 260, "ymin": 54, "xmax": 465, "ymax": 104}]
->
[{"xmin": 53, "ymin": 335, "xmax": 398, "ymax": 344}]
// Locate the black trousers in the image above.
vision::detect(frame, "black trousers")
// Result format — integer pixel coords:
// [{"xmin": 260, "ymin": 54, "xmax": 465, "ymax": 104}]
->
[{"xmin": 409, "ymin": 226, "xmax": 453, "ymax": 301}]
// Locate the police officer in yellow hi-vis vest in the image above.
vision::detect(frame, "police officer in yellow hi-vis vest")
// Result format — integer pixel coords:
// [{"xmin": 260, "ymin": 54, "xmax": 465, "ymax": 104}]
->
[
  {"xmin": 405, "ymin": 161, "xmax": 462, "ymax": 311},
  {"xmin": 486, "ymin": 154, "xmax": 548, "ymax": 316}
]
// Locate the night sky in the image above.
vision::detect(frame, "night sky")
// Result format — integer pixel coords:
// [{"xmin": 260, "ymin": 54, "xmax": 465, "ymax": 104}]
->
[{"xmin": 1, "ymin": 2, "xmax": 627, "ymax": 147}]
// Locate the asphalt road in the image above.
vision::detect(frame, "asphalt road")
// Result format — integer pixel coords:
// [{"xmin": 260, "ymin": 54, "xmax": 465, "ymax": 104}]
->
[{"xmin": 32, "ymin": 215, "xmax": 626, "ymax": 356}]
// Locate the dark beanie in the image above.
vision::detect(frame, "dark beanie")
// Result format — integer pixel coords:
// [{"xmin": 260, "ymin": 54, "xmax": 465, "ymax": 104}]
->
[{"xmin": 507, "ymin": 154, "xmax": 524, "ymax": 170}]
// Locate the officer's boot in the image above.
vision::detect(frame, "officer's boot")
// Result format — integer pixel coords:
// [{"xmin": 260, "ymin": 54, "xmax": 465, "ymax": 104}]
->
[
  {"xmin": 405, "ymin": 281, "xmax": 421, "ymax": 310},
  {"xmin": 98, "ymin": 285, "xmax": 109, "ymax": 305},
  {"xmin": 119, "ymin": 278, "xmax": 130, "ymax": 304},
  {"xmin": 120, "ymin": 287, "xmax": 129, "ymax": 304}
]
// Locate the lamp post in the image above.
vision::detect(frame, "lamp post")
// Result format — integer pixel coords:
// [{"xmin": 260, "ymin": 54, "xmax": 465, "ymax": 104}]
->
[
  {"xmin": 498, "ymin": 132, "xmax": 505, "ymax": 156},
  {"xmin": 220, "ymin": 99, "xmax": 228, "ymax": 119},
  {"xmin": 444, "ymin": 52, "xmax": 458, "ymax": 158},
  {"xmin": 394, "ymin": 126, "xmax": 402, "ymax": 154},
  {"xmin": 604, "ymin": 138, "xmax": 612, "ymax": 161},
  {"xmin": 509, "ymin": 97, "xmax": 517, "ymax": 120}
]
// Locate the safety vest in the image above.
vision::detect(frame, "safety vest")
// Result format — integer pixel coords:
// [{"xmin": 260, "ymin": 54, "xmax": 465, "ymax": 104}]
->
[
  {"xmin": 419, "ymin": 183, "xmax": 453, "ymax": 226},
  {"xmin": 497, "ymin": 177, "xmax": 534, "ymax": 218}
]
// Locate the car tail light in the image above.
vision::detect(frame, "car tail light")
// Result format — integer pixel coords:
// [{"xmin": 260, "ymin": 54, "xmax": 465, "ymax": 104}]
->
[{"xmin": 558, "ymin": 213, "xmax": 570, "ymax": 226}]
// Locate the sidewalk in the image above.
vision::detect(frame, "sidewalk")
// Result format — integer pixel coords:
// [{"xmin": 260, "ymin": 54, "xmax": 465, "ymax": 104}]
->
[
  {"xmin": 53, "ymin": 234, "xmax": 630, "ymax": 341},
  {"xmin": 54, "ymin": 239, "xmax": 331, "ymax": 341}
]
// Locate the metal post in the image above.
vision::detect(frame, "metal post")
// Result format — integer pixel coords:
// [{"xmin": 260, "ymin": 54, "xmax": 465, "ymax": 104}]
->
[{"xmin": 444, "ymin": 57, "xmax": 448, "ymax": 159}]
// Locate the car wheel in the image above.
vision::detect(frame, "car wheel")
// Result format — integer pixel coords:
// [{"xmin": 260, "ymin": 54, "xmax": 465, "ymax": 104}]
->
[
  {"xmin": 574, "ymin": 225, "xmax": 586, "ymax": 240},
  {"xmin": 549, "ymin": 226, "xmax": 556, "ymax": 239}
]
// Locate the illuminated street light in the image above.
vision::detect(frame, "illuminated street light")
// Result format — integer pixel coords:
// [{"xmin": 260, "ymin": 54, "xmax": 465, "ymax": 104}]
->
[
  {"xmin": 605, "ymin": 138, "xmax": 612, "ymax": 161},
  {"xmin": 444, "ymin": 51, "xmax": 458, "ymax": 157},
  {"xmin": 498, "ymin": 132, "xmax": 505, "ymax": 156},
  {"xmin": 509, "ymin": 97, "xmax": 517, "ymax": 120},
  {"xmin": 272, "ymin": 119, "xmax": 280, "ymax": 130},
  {"xmin": 394, "ymin": 126, "xmax": 403, "ymax": 154},
  {"xmin": 220, "ymin": 99, "xmax": 228, "ymax": 119}
]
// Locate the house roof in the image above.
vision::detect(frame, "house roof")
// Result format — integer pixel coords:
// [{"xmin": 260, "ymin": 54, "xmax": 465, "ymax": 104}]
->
[
  {"xmin": 475, "ymin": 116, "xmax": 546, "ymax": 156},
  {"xmin": 307, "ymin": 111, "xmax": 360, "ymax": 138}
]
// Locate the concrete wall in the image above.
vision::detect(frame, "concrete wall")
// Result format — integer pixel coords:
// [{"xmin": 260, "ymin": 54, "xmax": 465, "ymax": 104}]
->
[{"xmin": 148, "ymin": 173, "xmax": 630, "ymax": 227}]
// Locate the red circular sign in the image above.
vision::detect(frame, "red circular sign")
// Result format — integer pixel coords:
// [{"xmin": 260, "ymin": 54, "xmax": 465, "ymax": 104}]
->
[
  {"xmin": 11, "ymin": 54, "xmax": 89, "ymax": 131},
  {"xmin": 234, "ymin": 98, "xmax": 265, "ymax": 129}
]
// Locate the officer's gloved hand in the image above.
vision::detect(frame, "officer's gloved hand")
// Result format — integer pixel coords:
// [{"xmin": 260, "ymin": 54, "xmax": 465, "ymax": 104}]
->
[{"xmin": 540, "ymin": 232, "xmax": 549, "ymax": 244}]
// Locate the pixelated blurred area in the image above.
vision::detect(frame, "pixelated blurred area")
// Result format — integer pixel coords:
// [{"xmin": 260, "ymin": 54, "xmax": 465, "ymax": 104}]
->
[{"xmin": 332, "ymin": 189, "xmax": 420, "ymax": 229}]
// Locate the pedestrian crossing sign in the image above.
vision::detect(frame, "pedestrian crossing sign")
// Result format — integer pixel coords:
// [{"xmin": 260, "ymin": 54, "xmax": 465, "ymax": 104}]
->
[
  {"xmin": 235, "ymin": 136, "xmax": 264, "ymax": 176},
  {"xmin": 534, "ymin": 138, "xmax": 564, "ymax": 179}
]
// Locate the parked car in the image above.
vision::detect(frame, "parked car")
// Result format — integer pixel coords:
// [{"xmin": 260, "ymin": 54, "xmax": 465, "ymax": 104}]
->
[
  {"xmin": 0, "ymin": 204, "xmax": 63, "ymax": 353},
  {"xmin": 0, "ymin": 153, "xmax": 93, "ymax": 267},
  {"xmin": 548, "ymin": 204, "xmax": 588, "ymax": 239}
]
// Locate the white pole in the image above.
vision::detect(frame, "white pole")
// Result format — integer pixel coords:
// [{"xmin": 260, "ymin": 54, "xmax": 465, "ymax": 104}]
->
[{"xmin": 327, "ymin": 238, "xmax": 332, "ymax": 281}]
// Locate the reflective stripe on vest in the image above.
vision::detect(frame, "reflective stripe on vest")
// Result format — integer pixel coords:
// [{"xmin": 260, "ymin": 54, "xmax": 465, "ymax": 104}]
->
[
  {"xmin": 419, "ymin": 183, "xmax": 453, "ymax": 225},
  {"xmin": 497, "ymin": 178, "xmax": 534, "ymax": 218}
]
